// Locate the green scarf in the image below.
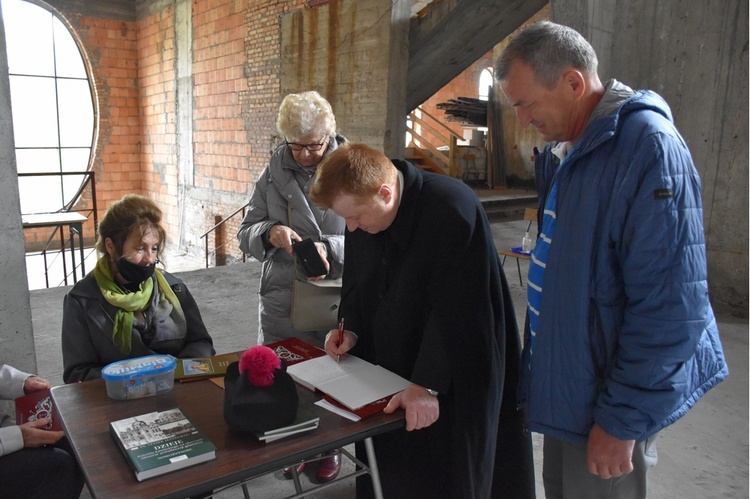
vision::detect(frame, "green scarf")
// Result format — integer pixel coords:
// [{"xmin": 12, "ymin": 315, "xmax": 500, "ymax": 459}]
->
[{"xmin": 93, "ymin": 256, "xmax": 184, "ymax": 353}]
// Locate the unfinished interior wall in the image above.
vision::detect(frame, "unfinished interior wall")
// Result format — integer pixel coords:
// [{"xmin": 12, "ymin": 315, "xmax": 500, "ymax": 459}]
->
[
  {"xmin": 419, "ymin": 51, "xmax": 493, "ymax": 146},
  {"xmin": 4, "ymin": 0, "xmax": 745, "ymax": 317},
  {"xmin": 551, "ymin": 0, "xmax": 748, "ymax": 315},
  {"xmin": 278, "ymin": 0, "xmax": 411, "ymax": 156}
]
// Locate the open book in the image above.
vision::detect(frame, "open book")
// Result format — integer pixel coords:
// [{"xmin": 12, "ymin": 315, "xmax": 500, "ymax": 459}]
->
[{"xmin": 287, "ymin": 354, "xmax": 411, "ymax": 411}]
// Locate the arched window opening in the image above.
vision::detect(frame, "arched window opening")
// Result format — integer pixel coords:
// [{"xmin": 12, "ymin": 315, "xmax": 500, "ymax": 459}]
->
[
  {"xmin": 2, "ymin": 0, "xmax": 95, "ymax": 215},
  {"xmin": 478, "ymin": 68, "xmax": 493, "ymax": 101}
]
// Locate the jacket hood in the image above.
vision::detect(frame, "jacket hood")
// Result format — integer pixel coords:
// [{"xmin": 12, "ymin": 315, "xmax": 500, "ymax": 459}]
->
[
  {"xmin": 620, "ymin": 90, "xmax": 674, "ymax": 123},
  {"xmin": 573, "ymin": 89, "xmax": 674, "ymax": 157}
]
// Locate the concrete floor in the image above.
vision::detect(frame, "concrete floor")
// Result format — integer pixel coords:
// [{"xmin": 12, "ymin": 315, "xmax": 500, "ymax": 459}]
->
[{"xmin": 28, "ymin": 216, "xmax": 748, "ymax": 498}]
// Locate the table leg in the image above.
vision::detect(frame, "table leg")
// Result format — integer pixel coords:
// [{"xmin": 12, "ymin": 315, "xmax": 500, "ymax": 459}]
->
[
  {"xmin": 69, "ymin": 224, "xmax": 78, "ymax": 283},
  {"xmin": 60, "ymin": 229, "xmax": 69, "ymax": 286},
  {"xmin": 516, "ymin": 258, "xmax": 523, "ymax": 286},
  {"xmin": 73, "ymin": 222, "xmax": 85, "ymax": 279},
  {"xmin": 364, "ymin": 437, "xmax": 383, "ymax": 499}
]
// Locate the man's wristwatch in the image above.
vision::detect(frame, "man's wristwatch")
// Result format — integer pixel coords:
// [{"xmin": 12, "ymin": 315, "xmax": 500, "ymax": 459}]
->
[{"xmin": 426, "ymin": 388, "xmax": 438, "ymax": 397}]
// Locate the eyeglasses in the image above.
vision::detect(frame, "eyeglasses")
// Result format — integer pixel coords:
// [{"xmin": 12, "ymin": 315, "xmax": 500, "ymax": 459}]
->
[{"xmin": 285, "ymin": 139, "xmax": 327, "ymax": 152}]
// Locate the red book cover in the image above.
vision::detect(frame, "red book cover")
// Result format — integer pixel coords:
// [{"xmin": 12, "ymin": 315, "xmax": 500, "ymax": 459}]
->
[
  {"xmin": 15, "ymin": 389, "xmax": 62, "ymax": 431},
  {"xmin": 266, "ymin": 337, "xmax": 326, "ymax": 366},
  {"xmin": 321, "ymin": 394, "xmax": 392, "ymax": 420}
]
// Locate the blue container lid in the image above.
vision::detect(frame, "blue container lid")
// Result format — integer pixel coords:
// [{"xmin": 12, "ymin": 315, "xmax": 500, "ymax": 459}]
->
[{"xmin": 101, "ymin": 355, "xmax": 176, "ymax": 381}]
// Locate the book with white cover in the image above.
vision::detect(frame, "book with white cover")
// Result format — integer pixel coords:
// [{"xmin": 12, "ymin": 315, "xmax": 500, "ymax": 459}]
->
[{"xmin": 287, "ymin": 354, "xmax": 411, "ymax": 411}]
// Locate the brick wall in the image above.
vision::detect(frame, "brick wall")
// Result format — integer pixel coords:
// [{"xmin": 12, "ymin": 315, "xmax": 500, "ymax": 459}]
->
[
  {"xmin": 39, "ymin": 0, "xmax": 314, "ymax": 263},
  {"xmin": 137, "ymin": 5, "xmax": 178, "ymax": 240},
  {"xmin": 25, "ymin": 0, "xmax": 497, "ymax": 262}
]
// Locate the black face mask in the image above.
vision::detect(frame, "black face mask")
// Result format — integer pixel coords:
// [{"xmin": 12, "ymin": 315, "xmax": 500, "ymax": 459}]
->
[{"xmin": 116, "ymin": 257, "xmax": 156, "ymax": 284}]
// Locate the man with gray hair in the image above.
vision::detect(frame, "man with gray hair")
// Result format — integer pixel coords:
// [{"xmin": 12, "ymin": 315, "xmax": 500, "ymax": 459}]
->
[{"xmin": 496, "ymin": 20, "xmax": 727, "ymax": 499}]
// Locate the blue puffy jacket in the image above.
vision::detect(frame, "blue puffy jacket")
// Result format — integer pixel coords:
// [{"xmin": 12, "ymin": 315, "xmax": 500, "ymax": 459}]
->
[{"xmin": 521, "ymin": 90, "xmax": 728, "ymax": 444}]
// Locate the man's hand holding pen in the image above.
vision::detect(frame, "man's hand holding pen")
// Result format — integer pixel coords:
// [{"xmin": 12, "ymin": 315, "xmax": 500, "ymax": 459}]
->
[
  {"xmin": 384, "ymin": 384, "xmax": 439, "ymax": 431},
  {"xmin": 325, "ymin": 324, "xmax": 356, "ymax": 361}
]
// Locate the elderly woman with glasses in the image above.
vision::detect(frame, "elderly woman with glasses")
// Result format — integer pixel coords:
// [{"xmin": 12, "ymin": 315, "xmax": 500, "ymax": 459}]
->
[
  {"xmin": 237, "ymin": 91, "xmax": 346, "ymax": 482},
  {"xmin": 62, "ymin": 194, "xmax": 215, "ymax": 383},
  {"xmin": 238, "ymin": 91, "xmax": 346, "ymax": 347}
]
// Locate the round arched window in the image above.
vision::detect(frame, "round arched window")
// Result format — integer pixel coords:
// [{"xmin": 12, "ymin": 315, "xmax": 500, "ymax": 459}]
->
[
  {"xmin": 478, "ymin": 68, "xmax": 493, "ymax": 101},
  {"xmin": 2, "ymin": 0, "xmax": 95, "ymax": 214}
]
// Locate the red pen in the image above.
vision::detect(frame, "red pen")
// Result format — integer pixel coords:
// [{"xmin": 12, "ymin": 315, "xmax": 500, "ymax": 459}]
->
[{"xmin": 336, "ymin": 318, "xmax": 345, "ymax": 364}]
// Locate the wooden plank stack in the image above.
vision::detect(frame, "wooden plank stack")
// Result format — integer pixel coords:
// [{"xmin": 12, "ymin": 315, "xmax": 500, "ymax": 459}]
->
[{"xmin": 436, "ymin": 97, "xmax": 487, "ymax": 127}]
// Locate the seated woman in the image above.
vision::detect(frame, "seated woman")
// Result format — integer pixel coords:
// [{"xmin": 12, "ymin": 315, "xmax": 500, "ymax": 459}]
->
[
  {"xmin": 62, "ymin": 194, "xmax": 215, "ymax": 383},
  {"xmin": 0, "ymin": 364, "xmax": 84, "ymax": 499}
]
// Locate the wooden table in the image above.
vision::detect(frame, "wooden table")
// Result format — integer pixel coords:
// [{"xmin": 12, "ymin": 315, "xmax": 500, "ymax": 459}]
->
[{"xmin": 51, "ymin": 379, "xmax": 404, "ymax": 498}]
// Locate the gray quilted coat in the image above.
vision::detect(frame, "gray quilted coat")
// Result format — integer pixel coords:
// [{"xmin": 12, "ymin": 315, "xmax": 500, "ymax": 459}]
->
[{"xmin": 237, "ymin": 135, "xmax": 346, "ymax": 344}]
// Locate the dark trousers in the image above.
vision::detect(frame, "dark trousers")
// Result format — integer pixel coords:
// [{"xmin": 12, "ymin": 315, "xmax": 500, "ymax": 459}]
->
[{"xmin": 0, "ymin": 437, "xmax": 84, "ymax": 499}]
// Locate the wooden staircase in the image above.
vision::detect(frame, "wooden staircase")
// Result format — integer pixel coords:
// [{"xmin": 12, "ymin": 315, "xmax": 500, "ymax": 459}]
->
[
  {"xmin": 404, "ymin": 144, "xmax": 447, "ymax": 175},
  {"xmin": 406, "ymin": 105, "xmax": 463, "ymax": 177}
]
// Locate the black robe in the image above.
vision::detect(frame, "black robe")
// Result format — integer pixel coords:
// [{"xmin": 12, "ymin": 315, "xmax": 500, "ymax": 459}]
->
[{"xmin": 342, "ymin": 160, "xmax": 535, "ymax": 498}]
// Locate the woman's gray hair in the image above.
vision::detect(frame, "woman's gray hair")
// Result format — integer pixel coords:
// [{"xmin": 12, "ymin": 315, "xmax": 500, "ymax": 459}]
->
[
  {"xmin": 276, "ymin": 90, "xmax": 337, "ymax": 142},
  {"xmin": 495, "ymin": 21, "xmax": 598, "ymax": 89}
]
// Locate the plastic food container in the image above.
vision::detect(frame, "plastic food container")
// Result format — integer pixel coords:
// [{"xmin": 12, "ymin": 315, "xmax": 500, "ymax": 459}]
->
[{"xmin": 101, "ymin": 355, "xmax": 176, "ymax": 400}]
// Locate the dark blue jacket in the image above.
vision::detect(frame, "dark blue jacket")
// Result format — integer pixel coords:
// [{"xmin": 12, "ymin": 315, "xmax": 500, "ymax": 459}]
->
[{"xmin": 523, "ymin": 90, "xmax": 728, "ymax": 443}]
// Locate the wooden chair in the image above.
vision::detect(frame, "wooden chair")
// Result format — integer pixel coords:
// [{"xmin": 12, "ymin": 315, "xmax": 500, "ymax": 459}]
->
[{"xmin": 499, "ymin": 208, "xmax": 538, "ymax": 286}]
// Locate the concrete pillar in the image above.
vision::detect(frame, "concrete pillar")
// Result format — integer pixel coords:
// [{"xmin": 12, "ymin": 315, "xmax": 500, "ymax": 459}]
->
[
  {"xmin": 175, "ymin": 0, "xmax": 193, "ymax": 250},
  {"xmin": 279, "ymin": 0, "xmax": 411, "ymax": 157},
  {"xmin": 0, "ymin": 2, "xmax": 37, "ymax": 373}
]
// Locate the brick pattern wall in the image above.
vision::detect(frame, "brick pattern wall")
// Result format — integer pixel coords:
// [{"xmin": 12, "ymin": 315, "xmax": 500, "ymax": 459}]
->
[
  {"xmin": 27, "ymin": 0, "xmax": 495, "ymax": 264},
  {"xmin": 242, "ymin": 1, "xmax": 306, "ymax": 180},
  {"xmin": 193, "ymin": 0, "xmax": 307, "ymax": 264},
  {"xmin": 193, "ymin": 0, "xmax": 252, "ymax": 195},
  {"xmin": 137, "ymin": 5, "xmax": 178, "ymax": 238},
  {"xmin": 49, "ymin": 0, "xmax": 313, "ymax": 264}
]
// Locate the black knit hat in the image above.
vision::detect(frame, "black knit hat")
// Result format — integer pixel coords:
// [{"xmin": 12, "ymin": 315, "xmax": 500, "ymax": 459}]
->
[{"xmin": 223, "ymin": 346, "xmax": 299, "ymax": 432}]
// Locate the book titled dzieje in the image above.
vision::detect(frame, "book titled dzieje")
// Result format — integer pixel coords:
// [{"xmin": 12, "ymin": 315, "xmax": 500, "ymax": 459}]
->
[{"xmin": 110, "ymin": 407, "xmax": 216, "ymax": 481}]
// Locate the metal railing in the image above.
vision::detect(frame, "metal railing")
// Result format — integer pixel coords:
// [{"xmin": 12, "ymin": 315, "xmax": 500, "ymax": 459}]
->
[
  {"xmin": 19, "ymin": 171, "xmax": 98, "ymax": 287},
  {"xmin": 200, "ymin": 202, "xmax": 249, "ymax": 268}
]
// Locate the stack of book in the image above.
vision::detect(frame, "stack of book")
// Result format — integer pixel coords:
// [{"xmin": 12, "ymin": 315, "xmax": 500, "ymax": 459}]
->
[
  {"xmin": 253, "ymin": 407, "xmax": 320, "ymax": 443},
  {"xmin": 174, "ymin": 337, "xmax": 327, "ymax": 384}
]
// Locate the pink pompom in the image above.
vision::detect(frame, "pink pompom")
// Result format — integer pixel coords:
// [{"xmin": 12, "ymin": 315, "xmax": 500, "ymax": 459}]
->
[{"xmin": 238, "ymin": 345, "xmax": 281, "ymax": 387}]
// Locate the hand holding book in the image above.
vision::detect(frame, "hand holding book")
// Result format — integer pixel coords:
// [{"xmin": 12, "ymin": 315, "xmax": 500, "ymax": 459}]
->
[
  {"xmin": 23, "ymin": 375, "xmax": 51, "ymax": 394},
  {"xmin": 19, "ymin": 416, "xmax": 65, "ymax": 447},
  {"xmin": 15, "ymin": 377, "xmax": 66, "ymax": 445}
]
